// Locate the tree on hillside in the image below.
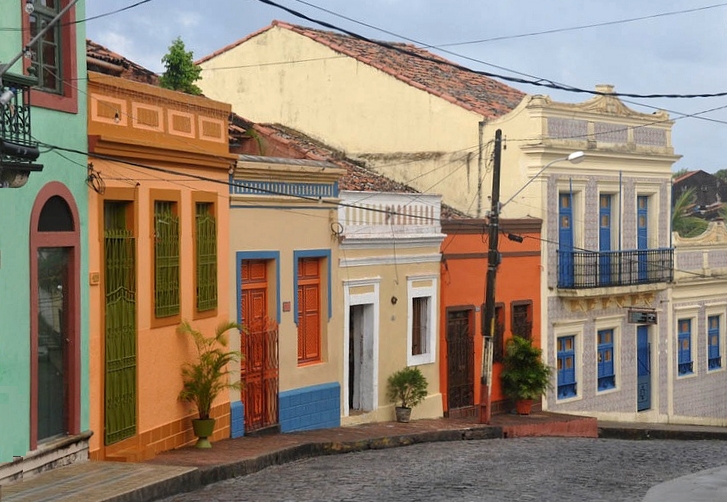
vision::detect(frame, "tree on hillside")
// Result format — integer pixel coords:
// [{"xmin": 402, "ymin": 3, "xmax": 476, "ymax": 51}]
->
[
  {"xmin": 672, "ymin": 168, "xmax": 689, "ymax": 179},
  {"xmin": 672, "ymin": 187, "xmax": 708, "ymax": 237},
  {"xmin": 160, "ymin": 37, "xmax": 202, "ymax": 95},
  {"xmin": 715, "ymin": 169, "xmax": 727, "ymax": 184}
]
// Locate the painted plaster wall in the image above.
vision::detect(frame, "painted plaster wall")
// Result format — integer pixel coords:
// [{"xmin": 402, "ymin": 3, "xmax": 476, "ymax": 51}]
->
[
  {"xmin": 439, "ymin": 223, "xmax": 542, "ymax": 410},
  {"xmin": 198, "ymin": 27, "xmax": 505, "ymax": 219},
  {"xmin": 0, "ymin": 1, "xmax": 89, "ymax": 463},
  {"xmin": 338, "ymin": 246, "xmax": 444, "ymax": 423},
  {"xmin": 229, "ymin": 203, "xmax": 343, "ymax": 393},
  {"xmin": 87, "ymin": 162, "xmax": 231, "ymax": 455}
]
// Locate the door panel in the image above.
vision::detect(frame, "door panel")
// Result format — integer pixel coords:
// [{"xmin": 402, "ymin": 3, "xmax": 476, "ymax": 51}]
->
[
  {"xmin": 637, "ymin": 326, "xmax": 651, "ymax": 411},
  {"xmin": 446, "ymin": 309, "xmax": 474, "ymax": 413}
]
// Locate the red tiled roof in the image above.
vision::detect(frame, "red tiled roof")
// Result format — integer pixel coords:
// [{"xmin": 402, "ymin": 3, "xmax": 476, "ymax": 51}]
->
[
  {"xmin": 198, "ymin": 21, "xmax": 526, "ymax": 120},
  {"xmin": 672, "ymin": 170, "xmax": 701, "ymax": 184},
  {"xmin": 86, "ymin": 39, "xmax": 160, "ymax": 85},
  {"xmin": 232, "ymin": 117, "xmax": 467, "ymax": 218}
]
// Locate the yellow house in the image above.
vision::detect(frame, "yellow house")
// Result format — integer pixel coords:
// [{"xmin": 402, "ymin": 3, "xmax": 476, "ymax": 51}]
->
[
  {"xmin": 86, "ymin": 43, "xmax": 236, "ymax": 460},
  {"xmin": 230, "ymin": 155, "xmax": 346, "ymax": 433}
]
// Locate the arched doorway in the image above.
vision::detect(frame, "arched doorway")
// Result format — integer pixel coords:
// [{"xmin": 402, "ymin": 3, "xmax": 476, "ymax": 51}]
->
[{"xmin": 29, "ymin": 182, "xmax": 81, "ymax": 449}]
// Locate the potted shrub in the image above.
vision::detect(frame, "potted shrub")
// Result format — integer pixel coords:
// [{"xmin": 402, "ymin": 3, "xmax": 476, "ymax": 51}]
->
[
  {"xmin": 386, "ymin": 366, "xmax": 428, "ymax": 423},
  {"xmin": 500, "ymin": 335, "xmax": 553, "ymax": 415},
  {"xmin": 178, "ymin": 320, "xmax": 243, "ymax": 448}
]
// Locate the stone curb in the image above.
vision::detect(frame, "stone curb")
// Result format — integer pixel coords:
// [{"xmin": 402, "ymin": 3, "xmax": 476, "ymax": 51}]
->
[
  {"xmin": 131, "ymin": 426, "xmax": 503, "ymax": 501},
  {"xmin": 598, "ymin": 426, "xmax": 727, "ymax": 441}
]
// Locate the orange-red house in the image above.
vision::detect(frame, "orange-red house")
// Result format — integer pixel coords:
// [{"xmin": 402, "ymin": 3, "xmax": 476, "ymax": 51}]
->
[{"xmin": 439, "ymin": 218, "xmax": 542, "ymax": 417}]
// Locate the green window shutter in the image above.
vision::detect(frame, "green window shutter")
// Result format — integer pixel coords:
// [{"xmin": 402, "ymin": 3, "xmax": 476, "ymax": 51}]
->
[
  {"xmin": 195, "ymin": 202, "xmax": 217, "ymax": 311},
  {"xmin": 154, "ymin": 201, "xmax": 180, "ymax": 318}
]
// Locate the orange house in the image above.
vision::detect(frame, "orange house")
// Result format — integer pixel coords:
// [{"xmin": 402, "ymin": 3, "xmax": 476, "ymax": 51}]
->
[
  {"xmin": 86, "ymin": 44, "xmax": 236, "ymax": 460},
  {"xmin": 439, "ymin": 218, "xmax": 542, "ymax": 417}
]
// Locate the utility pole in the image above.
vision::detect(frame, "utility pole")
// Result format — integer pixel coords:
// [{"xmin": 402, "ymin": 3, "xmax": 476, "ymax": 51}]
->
[{"xmin": 479, "ymin": 128, "xmax": 502, "ymax": 424}]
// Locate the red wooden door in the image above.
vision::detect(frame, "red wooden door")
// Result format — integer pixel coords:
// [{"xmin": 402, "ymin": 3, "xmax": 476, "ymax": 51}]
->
[{"xmin": 240, "ymin": 260, "xmax": 278, "ymax": 432}]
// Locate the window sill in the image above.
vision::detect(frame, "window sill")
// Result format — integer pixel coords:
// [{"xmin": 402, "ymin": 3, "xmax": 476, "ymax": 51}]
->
[{"xmin": 407, "ymin": 353, "xmax": 435, "ymax": 367}]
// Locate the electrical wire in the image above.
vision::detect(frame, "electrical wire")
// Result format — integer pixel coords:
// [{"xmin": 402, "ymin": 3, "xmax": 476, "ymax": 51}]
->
[{"xmin": 255, "ymin": 0, "xmax": 727, "ymax": 100}]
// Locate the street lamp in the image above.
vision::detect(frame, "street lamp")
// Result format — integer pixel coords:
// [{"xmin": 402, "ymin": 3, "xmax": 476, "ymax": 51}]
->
[{"xmin": 501, "ymin": 151, "xmax": 585, "ymax": 209}]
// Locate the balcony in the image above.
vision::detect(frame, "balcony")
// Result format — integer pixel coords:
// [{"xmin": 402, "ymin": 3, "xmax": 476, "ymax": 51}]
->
[
  {"xmin": 557, "ymin": 248, "xmax": 673, "ymax": 289},
  {"xmin": 0, "ymin": 71, "xmax": 43, "ymax": 187}
]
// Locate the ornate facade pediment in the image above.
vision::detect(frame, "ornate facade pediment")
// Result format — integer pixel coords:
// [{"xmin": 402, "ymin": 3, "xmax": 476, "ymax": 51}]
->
[
  {"xmin": 673, "ymin": 221, "xmax": 727, "ymax": 247},
  {"xmin": 565, "ymin": 291, "xmax": 657, "ymax": 313}
]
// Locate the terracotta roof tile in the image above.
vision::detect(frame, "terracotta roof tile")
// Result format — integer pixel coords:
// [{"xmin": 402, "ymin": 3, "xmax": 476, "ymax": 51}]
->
[
  {"xmin": 86, "ymin": 39, "xmax": 160, "ymax": 85},
  {"xmin": 199, "ymin": 21, "xmax": 526, "ymax": 120},
  {"xmin": 230, "ymin": 116, "xmax": 467, "ymax": 218}
]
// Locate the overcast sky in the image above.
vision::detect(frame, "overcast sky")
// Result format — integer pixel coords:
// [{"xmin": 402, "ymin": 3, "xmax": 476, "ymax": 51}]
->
[{"xmin": 85, "ymin": 0, "xmax": 727, "ymax": 173}]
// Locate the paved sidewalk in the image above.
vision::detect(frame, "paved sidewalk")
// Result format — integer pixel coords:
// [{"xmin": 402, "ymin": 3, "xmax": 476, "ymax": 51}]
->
[{"xmin": 2, "ymin": 413, "xmax": 727, "ymax": 502}]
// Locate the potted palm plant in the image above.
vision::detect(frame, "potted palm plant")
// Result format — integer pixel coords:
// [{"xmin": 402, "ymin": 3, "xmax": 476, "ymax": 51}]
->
[
  {"xmin": 178, "ymin": 320, "xmax": 242, "ymax": 448},
  {"xmin": 500, "ymin": 335, "xmax": 553, "ymax": 415},
  {"xmin": 386, "ymin": 366, "xmax": 428, "ymax": 423}
]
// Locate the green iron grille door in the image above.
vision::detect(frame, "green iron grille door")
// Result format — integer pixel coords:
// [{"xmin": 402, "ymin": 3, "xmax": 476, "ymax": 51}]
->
[
  {"xmin": 104, "ymin": 202, "xmax": 137, "ymax": 445},
  {"xmin": 154, "ymin": 201, "xmax": 180, "ymax": 317},
  {"xmin": 196, "ymin": 203, "xmax": 217, "ymax": 312}
]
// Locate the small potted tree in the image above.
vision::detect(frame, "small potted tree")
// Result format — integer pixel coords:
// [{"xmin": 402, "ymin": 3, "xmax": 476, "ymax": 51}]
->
[
  {"xmin": 386, "ymin": 366, "xmax": 428, "ymax": 423},
  {"xmin": 500, "ymin": 336, "xmax": 553, "ymax": 415},
  {"xmin": 178, "ymin": 320, "xmax": 242, "ymax": 448}
]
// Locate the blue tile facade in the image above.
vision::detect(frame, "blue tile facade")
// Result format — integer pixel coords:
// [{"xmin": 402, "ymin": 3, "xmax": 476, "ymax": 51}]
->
[
  {"xmin": 279, "ymin": 382, "xmax": 340, "ymax": 433},
  {"xmin": 230, "ymin": 400, "xmax": 245, "ymax": 438}
]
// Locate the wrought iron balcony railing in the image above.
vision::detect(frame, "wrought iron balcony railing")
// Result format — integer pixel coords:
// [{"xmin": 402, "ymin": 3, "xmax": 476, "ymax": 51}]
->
[
  {"xmin": 557, "ymin": 248, "xmax": 674, "ymax": 289},
  {"xmin": 0, "ymin": 71, "xmax": 43, "ymax": 187}
]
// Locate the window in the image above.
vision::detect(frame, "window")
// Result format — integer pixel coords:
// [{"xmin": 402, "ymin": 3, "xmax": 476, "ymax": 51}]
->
[
  {"xmin": 195, "ymin": 202, "xmax": 217, "ymax": 313},
  {"xmin": 407, "ymin": 276, "xmax": 438, "ymax": 366},
  {"xmin": 511, "ymin": 301, "xmax": 532, "ymax": 340},
  {"xmin": 677, "ymin": 319, "xmax": 693, "ymax": 375},
  {"xmin": 597, "ymin": 329, "xmax": 615, "ymax": 391},
  {"xmin": 23, "ymin": 0, "xmax": 78, "ymax": 112},
  {"xmin": 297, "ymin": 257, "xmax": 321, "ymax": 364},
  {"xmin": 708, "ymin": 315, "xmax": 721, "ymax": 370},
  {"xmin": 411, "ymin": 297, "xmax": 429, "ymax": 356},
  {"xmin": 28, "ymin": 1, "xmax": 62, "ymax": 93},
  {"xmin": 557, "ymin": 335, "xmax": 577, "ymax": 399},
  {"xmin": 154, "ymin": 200, "xmax": 180, "ymax": 318}
]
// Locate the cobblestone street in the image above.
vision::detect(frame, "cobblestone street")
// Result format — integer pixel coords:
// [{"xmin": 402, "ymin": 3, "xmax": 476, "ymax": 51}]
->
[{"xmin": 158, "ymin": 437, "xmax": 727, "ymax": 502}]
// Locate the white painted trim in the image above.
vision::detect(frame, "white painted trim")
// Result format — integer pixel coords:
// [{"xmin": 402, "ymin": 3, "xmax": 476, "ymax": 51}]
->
[
  {"xmin": 340, "ymin": 253, "xmax": 441, "ymax": 268},
  {"xmin": 342, "ymin": 280, "xmax": 380, "ymax": 418},
  {"xmin": 406, "ymin": 275, "xmax": 438, "ymax": 367},
  {"xmin": 593, "ymin": 320, "xmax": 621, "ymax": 395},
  {"xmin": 340, "ymin": 235, "xmax": 445, "ymax": 250}
]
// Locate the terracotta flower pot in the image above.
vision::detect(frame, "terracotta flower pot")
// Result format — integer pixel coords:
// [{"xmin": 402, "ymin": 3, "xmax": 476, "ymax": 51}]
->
[{"xmin": 515, "ymin": 399, "xmax": 533, "ymax": 415}]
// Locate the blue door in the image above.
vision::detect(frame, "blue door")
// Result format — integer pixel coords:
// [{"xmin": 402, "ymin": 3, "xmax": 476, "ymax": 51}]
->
[
  {"xmin": 637, "ymin": 196, "xmax": 648, "ymax": 282},
  {"xmin": 558, "ymin": 193, "xmax": 574, "ymax": 287},
  {"xmin": 599, "ymin": 195, "xmax": 612, "ymax": 285},
  {"xmin": 637, "ymin": 326, "xmax": 651, "ymax": 411}
]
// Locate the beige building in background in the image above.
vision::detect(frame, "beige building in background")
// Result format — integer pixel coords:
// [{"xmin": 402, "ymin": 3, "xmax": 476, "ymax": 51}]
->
[{"xmin": 337, "ymin": 191, "xmax": 445, "ymax": 425}]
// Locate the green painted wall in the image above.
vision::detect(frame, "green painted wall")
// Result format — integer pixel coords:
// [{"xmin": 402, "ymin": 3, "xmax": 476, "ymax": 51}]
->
[{"xmin": 0, "ymin": 0, "xmax": 88, "ymax": 463}]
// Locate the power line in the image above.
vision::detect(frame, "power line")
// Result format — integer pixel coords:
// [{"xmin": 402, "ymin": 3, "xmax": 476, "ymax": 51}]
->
[
  {"xmin": 438, "ymin": 3, "xmax": 727, "ymax": 47},
  {"xmin": 255, "ymin": 0, "xmax": 727, "ymax": 100}
]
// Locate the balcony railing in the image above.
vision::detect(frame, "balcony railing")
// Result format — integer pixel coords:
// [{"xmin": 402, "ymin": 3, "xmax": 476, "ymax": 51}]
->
[
  {"xmin": 557, "ymin": 248, "xmax": 673, "ymax": 289},
  {"xmin": 0, "ymin": 71, "xmax": 43, "ymax": 187}
]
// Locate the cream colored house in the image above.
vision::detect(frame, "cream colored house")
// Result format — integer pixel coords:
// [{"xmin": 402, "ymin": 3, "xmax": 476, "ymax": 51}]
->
[{"xmin": 337, "ymin": 191, "xmax": 445, "ymax": 425}]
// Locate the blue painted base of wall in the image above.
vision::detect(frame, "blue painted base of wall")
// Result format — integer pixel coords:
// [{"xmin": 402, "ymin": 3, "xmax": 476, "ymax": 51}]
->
[
  {"xmin": 230, "ymin": 400, "xmax": 245, "ymax": 438},
  {"xmin": 279, "ymin": 382, "xmax": 340, "ymax": 433}
]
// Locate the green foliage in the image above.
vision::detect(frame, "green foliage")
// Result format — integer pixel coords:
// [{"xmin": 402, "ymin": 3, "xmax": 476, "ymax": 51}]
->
[
  {"xmin": 715, "ymin": 169, "xmax": 727, "ymax": 184},
  {"xmin": 672, "ymin": 168, "xmax": 689, "ymax": 179},
  {"xmin": 178, "ymin": 320, "xmax": 243, "ymax": 419},
  {"xmin": 160, "ymin": 37, "xmax": 202, "ymax": 95},
  {"xmin": 671, "ymin": 187, "xmax": 708, "ymax": 237},
  {"xmin": 386, "ymin": 366, "xmax": 428, "ymax": 409},
  {"xmin": 500, "ymin": 336, "xmax": 553, "ymax": 401}
]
